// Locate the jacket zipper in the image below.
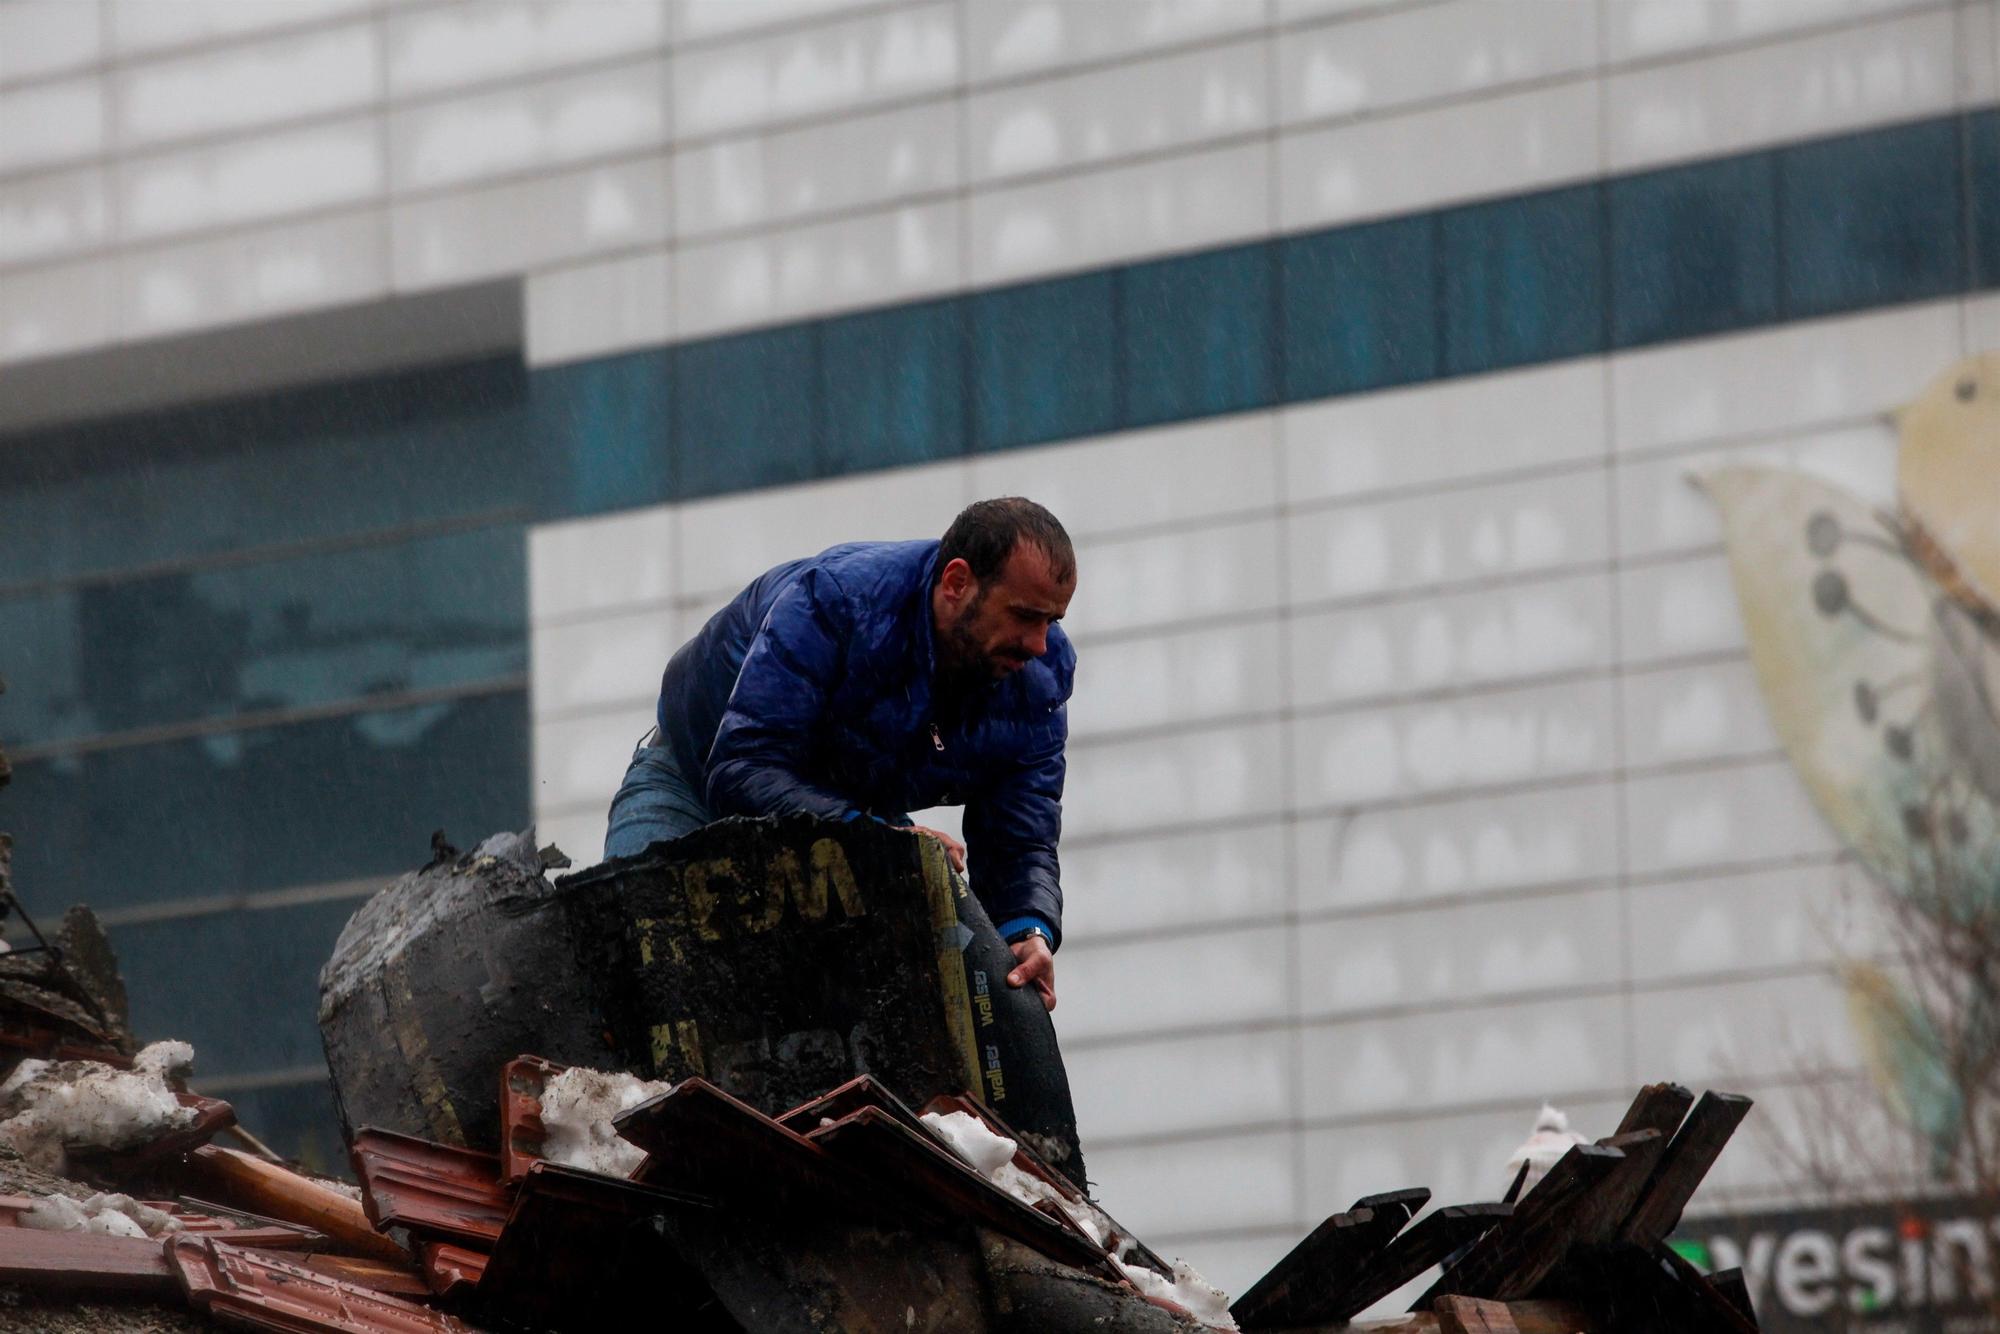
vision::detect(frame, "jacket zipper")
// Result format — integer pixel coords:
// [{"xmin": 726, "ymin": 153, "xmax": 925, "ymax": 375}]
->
[{"xmin": 930, "ymin": 722, "xmax": 945, "ymax": 752}]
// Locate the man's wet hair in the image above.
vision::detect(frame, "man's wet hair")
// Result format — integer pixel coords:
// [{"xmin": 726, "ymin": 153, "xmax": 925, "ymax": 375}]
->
[{"xmin": 940, "ymin": 497, "xmax": 1076, "ymax": 585}]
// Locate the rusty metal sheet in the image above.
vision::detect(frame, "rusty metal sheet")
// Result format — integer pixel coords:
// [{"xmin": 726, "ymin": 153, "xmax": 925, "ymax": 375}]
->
[
  {"xmin": 0, "ymin": 1225, "xmax": 174, "ymax": 1294},
  {"xmin": 614, "ymin": 1078, "xmax": 880, "ymax": 1219},
  {"xmin": 420, "ymin": 1241, "xmax": 486, "ymax": 1299},
  {"xmin": 351, "ymin": 1129, "xmax": 510, "ymax": 1248},
  {"xmin": 497, "ymin": 1056, "xmax": 566, "ymax": 1184},
  {"xmin": 473, "ymin": 1163, "xmax": 723, "ymax": 1333},
  {"xmin": 808, "ymin": 1107, "xmax": 1115, "ymax": 1276},
  {"xmin": 171, "ymin": 1236, "xmax": 482, "ymax": 1332}
]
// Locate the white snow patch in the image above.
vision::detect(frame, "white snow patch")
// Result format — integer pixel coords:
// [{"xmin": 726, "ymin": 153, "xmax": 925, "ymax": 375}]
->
[
  {"xmin": 538, "ymin": 1066, "xmax": 673, "ymax": 1178},
  {"xmin": 23, "ymin": 1192, "xmax": 183, "ymax": 1238},
  {"xmin": 919, "ymin": 1110, "xmax": 1235, "ymax": 1327},
  {"xmin": 0, "ymin": 1042, "xmax": 201, "ymax": 1174},
  {"xmin": 1503, "ymin": 1103, "xmax": 1590, "ymax": 1197}
]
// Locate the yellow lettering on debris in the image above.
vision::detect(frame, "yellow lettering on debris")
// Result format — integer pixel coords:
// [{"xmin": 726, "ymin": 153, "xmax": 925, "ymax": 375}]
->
[
  {"xmin": 682, "ymin": 857, "xmax": 734, "ymax": 942},
  {"xmin": 649, "ymin": 1018, "xmax": 706, "ymax": 1079},
  {"xmin": 810, "ymin": 838, "xmax": 866, "ymax": 918}
]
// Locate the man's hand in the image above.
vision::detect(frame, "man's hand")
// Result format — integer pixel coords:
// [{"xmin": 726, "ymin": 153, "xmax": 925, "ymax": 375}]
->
[
  {"xmin": 1007, "ymin": 934, "xmax": 1056, "ymax": 1012},
  {"xmin": 903, "ymin": 824, "xmax": 966, "ymax": 873}
]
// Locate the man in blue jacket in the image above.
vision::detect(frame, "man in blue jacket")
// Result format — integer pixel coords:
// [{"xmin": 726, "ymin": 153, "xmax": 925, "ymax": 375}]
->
[{"xmin": 603, "ymin": 497, "xmax": 1076, "ymax": 1011}]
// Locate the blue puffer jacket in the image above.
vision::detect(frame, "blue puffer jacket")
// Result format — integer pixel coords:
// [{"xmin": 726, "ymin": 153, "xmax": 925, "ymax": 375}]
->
[{"xmin": 655, "ymin": 540, "xmax": 1074, "ymax": 947}]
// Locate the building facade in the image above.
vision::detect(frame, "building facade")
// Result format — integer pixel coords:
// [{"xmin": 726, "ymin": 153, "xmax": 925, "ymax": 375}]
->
[{"xmin": 2, "ymin": 0, "xmax": 1998, "ymax": 1304}]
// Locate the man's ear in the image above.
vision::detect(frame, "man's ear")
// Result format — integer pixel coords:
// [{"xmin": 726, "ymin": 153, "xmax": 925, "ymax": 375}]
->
[{"xmin": 938, "ymin": 556, "xmax": 975, "ymax": 602}]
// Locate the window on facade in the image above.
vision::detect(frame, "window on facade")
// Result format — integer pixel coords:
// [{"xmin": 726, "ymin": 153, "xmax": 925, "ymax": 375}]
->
[
  {"xmin": 819, "ymin": 298, "xmax": 967, "ymax": 474},
  {"xmin": 674, "ymin": 325, "xmax": 819, "ymax": 497},
  {"xmin": 1970, "ymin": 109, "xmax": 2000, "ymax": 291},
  {"xmin": 528, "ymin": 348, "xmax": 673, "ymax": 519},
  {"xmin": 1439, "ymin": 185, "xmax": 1605, "ymax": 377},
  {"xmin": 1610, "ymin": 154, "xmax": 1779, "ymax": 349},
  {"xmin": 1282, "ymin": 215, "xmax": 1440, "ymax": 401},
  {"xmin": 1121, "ymin": 243, "xmax": 1276, "ymax": 427},
  {"xmin": 969, "ymin": 271, "xmax": 1120, "ymax": 451},
  {"xmin": 1780, "ymin": 118, "xmax": 1962, "ymax": 319}
]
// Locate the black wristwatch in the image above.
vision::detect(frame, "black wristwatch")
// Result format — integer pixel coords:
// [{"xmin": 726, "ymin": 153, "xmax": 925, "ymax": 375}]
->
[{"xmin": 1005, "ymin": 924, "xmax": 1051, "ymax": 947}]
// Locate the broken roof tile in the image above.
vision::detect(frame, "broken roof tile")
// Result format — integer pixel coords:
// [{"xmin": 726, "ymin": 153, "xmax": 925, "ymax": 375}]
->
[
  {"xmin": 170, "ymin": 1236, "xmax": 481, "ymax": 1333},
  {"xmin": 350, "ymin": 1129, "xmax": 509, "ymax": 1249},
  {"xmin": 0, "ymin": 1225, "xmax": 174, "ymax": 1295},
  {"xmin": 497, "ymin": 1057, "xmax": 566, "ymax": 1185}
]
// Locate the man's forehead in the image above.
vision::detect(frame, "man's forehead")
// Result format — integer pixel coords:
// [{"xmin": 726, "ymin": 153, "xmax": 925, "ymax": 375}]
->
[{"xmin": 995, "ymin": 543, "xmax": 1075, "ymax": 607}]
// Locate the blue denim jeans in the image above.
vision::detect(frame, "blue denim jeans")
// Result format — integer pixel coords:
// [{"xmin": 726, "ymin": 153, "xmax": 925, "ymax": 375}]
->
[{"xmin": 604, "ymin": 730, "xmax": 712, "ymax": 858}]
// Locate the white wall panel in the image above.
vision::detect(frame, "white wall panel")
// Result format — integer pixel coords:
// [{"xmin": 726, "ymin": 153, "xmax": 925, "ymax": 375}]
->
[
  {"xmin": 1278, "ymin": 0, "xmax": 1597, "ymax": 126},
  {"xmin": 674, "ymin": 198, "xmax": 960, "ymax": 338},
  {"xmin": 1627, "ymin": 859, "xmax": 1884, "ymax": 984},
  {"xmin": 1086, "ymin": 1129, "xmax": 1300, "ymax": 1237},
  {"xmin": 1288, "ymin": 572, "xmax": 1614, "ymax": 710},
  {"xmin": 1620, "ymin": 757, "xmax": 1837, "ymax": 878},
  {"xmin": 1610, "ymin": 302, "xmax": 1960, "ymax": 457},
  {"xmin": 966, "ymin": 36, "xmax": 1269, "ymax": 186},
  {"xmin": 0, "ymin": 75, "xmax": 105, "ymax": 175},
  {"xmin": 1287, "ymin": 469, "xmax": 1610, "ymax": 607},
  {"xmin": 674, "ymin": 98, "xmax": 958, "ymax": 239},
  {"xmin": 1296, "ymin": 887, "xmax": 1623, "ymax": 1019},
  {"xmin": 1069, "ymin": 1029, "xmax": 1293, "ymax": 1140},
  {"xmin": 388, "ymin": 59, "xmax": 670, "ymax": 193},
  {"xmin": 0, "ymin": 255, "xmax": 115, "ymax": 362},
  {"xmin": 0, "ymin": 164, "xmax": 109, "ymax": 266},
  {"xmin": 1299, "ymin": 996, "xmax": 1627, "ymax": 1116},
  {"xmin": 963, "ymin": 0, "xmax": 1266, "ymax": 84},
  {"xmin": 535, "ymin": 806, "xmax": 610, "ymax": 871},
  {"xmin": 1631, "ymin": 972, "xmax": 1860, "ymax": 1086},
  {"xmin": 0, "ymin": 2, "xmax": 104, "ymax": 85},
  {"xmin": 1964, "ymin": 0, "xmax": 2000, "ymax": 106},
  {"xmin": 525, "ymin": 248, "xmax": 675, "ymax": 368},
  {"xmin": 971, "ymin": 412, "xmax": 1279, "ymax": 541},
  {"xmin": 1063, "ymin": 720, "xmax": 1287, "ymax": 839},
  {"xmin": 390, "ymin": 156, "xmax": 670, "ymax": 290},
  {"xmin": 673, "ymin": 2, "xmax": 956, "ymax": 139},
  {"xmin": 119, "ymin": 116, "xmax": 383, "ymax": 241},
  {"xmin": 1060, "ymin": 819, "xmax": 1292, "ymax": 939},
  {"xmin": 1063, "ymin": 517, "xmax": 1282, "ymax": 637},
  {"xmin": 1065, "ymin": 617, "xmax": 1283, "ymax": 740},
  {"xmin": 385, "ymin": 1, "xmax": 669, "ymax": 98},
  {"xmin": 675, "ymin": 0, "xmax": 893, "ymax": 44},
  {"xmin": 1291, "ymin": 782, "xmax": 1621, "ymax": 913},
  {"xmin": 676, "ymin": 462, "xmax": 966, "ymax": 600},
  {"xmin": 1619, "ymin": 657, "xmax": 1778, "ymax": 770},
  {"xmin": 1060, "ymin": 924, "xmax": 1291, "ymax": 1041},
  {"xmin": 969, "ymin": 139, "xmax": 1271, "ymax": 287},
  {"xmin": 1604, "ymin": 8, "xmax": 1957, "ymax": 171},
  {"xmin": 1617, "ymin": 553, "xmax": 1746, "ymax": 665},
  {"xmin": 534, "ymin": 708, "xmax": 647, "ymax": 813},
  {"xmin": 1278, "ymin": 77, "xmax": 1599, "ymax": 231},
  {"xmin": 530, "ymin": 604, "xmax": 682, "ymax": 720},
  {"xmin": 1282, "ymin": 361, "xmax": 1607, "ymax": 504},
  {"xmin": 109, "ymin": 0, "xmax": 372, "ymax": 55},
  {"xmin": 1290, "ymin": 676, "xmax": 1616, "ymax": 808},
  {"xmin": 528, "ymin": 505, "xmax": 679, "ymax": 624},
  {"xmin": 1601, "ymin": 0, "xmax": 1935, "ymax": 64},
  {"xmin": 117, "ymin": 208, "xmax": 388, "ymax": 338},
  {"xmin": 115, "ymin": 22, "xmax": 380, "ymax": 148}
]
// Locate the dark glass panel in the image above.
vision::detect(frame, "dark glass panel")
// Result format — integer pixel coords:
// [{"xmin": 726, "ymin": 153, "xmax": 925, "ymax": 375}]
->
[
  {"xmin": 969, "ymin": 272, "xmax": 1120, "ymax": 451},
  {"xmin": 527, "ymin": 348, "xmax": 674, "ymax": 519},
  {"xmin": 1780, "ymin": 118, "xmax": 1962, "ymax": 318},
  {"xmin": 7, "ymin": 689, "xmax": 529, "ymax": 913},
  {"xmin": 0, "ymin": 523, "xmax": 525, "ymax": 750},
  {"xmin": 1439, "ymin": 185, "xmax": 1606, "ymax": 377},
  {"xmin": 1121, "ymin": 244, "xmax": 1276, "ymax": 427},
  {"xmin": 223, "ymin": 1078, "xmax": 347, "ymax": 1176},
  {"xmin": 818, "ymin": 299, "xmax": 967, "ymax": 473},
  {"xmin": 1282, "ymin": 215, "xmax": 1439, "ymax": 400},
  {"xmin": 1610, "ymin": 154, "xmax": 1779, "ymax": 348},
  {"xmin": 674, "ymin": 325, "xmax": 818, "ymax": 498},
  {"xmin": 1969, "ymin": 110, "xmax": 2000, "ymax": 291}
]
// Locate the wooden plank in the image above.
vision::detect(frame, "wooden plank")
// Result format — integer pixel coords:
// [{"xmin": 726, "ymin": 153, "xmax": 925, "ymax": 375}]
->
[
  {"xmin": 1322, "ymin": 1203, "xmax": 1514, "ymax": 1324},
  {"xmin": 1563, "ymin": 1129, "xmax": 1666, "ymax": 1250},
  {"xmin": 1616, "ymin": 1093, "xmax": 1753, "ymax": 1247},
  {"xmin": 1611, "ymin": 1082, "xmax": 1694, "ymax": 1141},
  {"xmin": 0, "ymin": 1227, "xmax": 174, "ymax": 1294},
  {"xmin": 1417, "ymin": 1144, "xmax": 1626, "ymax": 1308},
  {"xmin": 1231, "ymin": 1207, "xmax": 1380, "ymax": 1328},
  {"xmin": 1656, "ymin": 1243, "xmax": 1760, "ymax": 1333},
  {"xmin": 1710, "ymin": 1267, "xmax": 1756, "ymax": 1325},
  {"xmin": 183, "ymin": 1145, "xmax": 409, "ymax": 1264},
  {"xmin": 1436, "ymin": 1297, "xmax": 1592, "ymax": 1333}
]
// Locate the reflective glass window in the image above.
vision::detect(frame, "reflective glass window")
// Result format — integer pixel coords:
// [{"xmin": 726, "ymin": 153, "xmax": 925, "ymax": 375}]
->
[
  {"xmin": 1121, "ymin": 244, "xmax": 1276, "ymax": 428},
  {"xmin": 1439, "ymin": 185, "xmax": 1605, "ymax": 377},
  {"xmin": 220, "ymin": 1079, "xmax": 346, "ymax": 1174},
  {"xmin": 674, "ymin": 325, "xmax": 819, "ymax": 498},
  {"xmin": 528, "ymin": 348, "xmax": 673, "ymax": 519},
  {"xmin": 1970, "ymin": 110, "xmax": 2000, "ymax": 291},
  {"xmin": 1282, "ymin": 215, "xmax": 1439, "ymax": 400},
  {"xmin": 7, "ymin": 689, "xmax": 529, "ymax": 913},
  {"xmin": 819, "ymin": 298, "xmax": 966, "ymax": 474},
  {"xmin": 1780, "ymin": 119, "xmax": 1962, "ymax": 319},
  {"xmin": 1610, "ymin": 154, "xmax": 1779, "ymax": 348},
  {"xmin": 969, "ymin": 272, "xmax": 1119, "ymax": 451},
  {"xmin": 0, "ymin": 522, "xmax": 526, "ymax": 750}
]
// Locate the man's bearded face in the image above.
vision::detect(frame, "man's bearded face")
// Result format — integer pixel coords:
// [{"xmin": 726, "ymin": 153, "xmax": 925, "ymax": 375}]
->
[{"xmin": 936, "ymin": 543, "xmax": 1075, "ymax": 684}]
